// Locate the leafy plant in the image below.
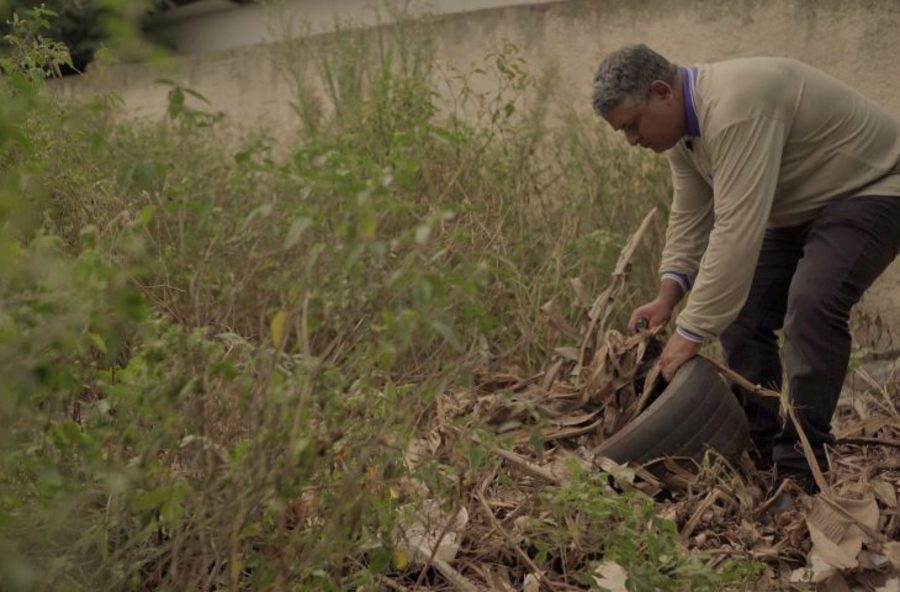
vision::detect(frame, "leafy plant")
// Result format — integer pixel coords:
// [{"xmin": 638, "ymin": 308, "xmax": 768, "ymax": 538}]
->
[{"xmin": 0, "ymin": 5, "xmax": 72, "ymax": 80}]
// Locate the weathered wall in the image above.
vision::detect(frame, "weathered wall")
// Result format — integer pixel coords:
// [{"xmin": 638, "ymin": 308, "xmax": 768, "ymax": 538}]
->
[
  {"xmin": 143, "ymin": 0, "xmax": 563, "ymax": 55},
  {"xmin": 56, "ymin": 0, "xmax": 900, "ymax": 345}
]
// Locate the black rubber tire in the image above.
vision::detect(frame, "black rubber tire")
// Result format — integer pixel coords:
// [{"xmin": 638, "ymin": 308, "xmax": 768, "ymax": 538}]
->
[{"xmin": 596, "ymin": 357, "xmax": 749, "ymax": 468}]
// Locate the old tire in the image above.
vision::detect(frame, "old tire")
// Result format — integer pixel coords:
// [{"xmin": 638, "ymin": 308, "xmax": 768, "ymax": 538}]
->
[{"xmin": 597, "ymin": 357, "xmax": 749, "ymax": 468}]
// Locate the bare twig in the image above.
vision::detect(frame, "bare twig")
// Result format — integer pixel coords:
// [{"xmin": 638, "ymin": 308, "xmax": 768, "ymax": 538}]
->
[
  {"xmin": 700, "ymin": 355, "xmax": 781, "ymax": 400},
  {"xmin": 838, "ymin": 436, "xmax": 900, "ymax": 448},
  {"xmin": 541, "ymin": 418, "xmax": 603, "ymax": 441},
  {"xmin": 492, "ymin": 447, "xmax": 563, "ymax": 485},
  {"xmin": 475, "ymin": 489, "xmax": 558, "ymax": 591},
  {"xmin": 681, "ymin": 489, "xmax": 723, "ymax": 540}
]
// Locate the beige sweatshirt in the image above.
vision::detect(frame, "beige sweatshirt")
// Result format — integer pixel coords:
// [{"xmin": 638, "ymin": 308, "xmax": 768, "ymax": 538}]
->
[{"xmin": 661, "ymin": 57, "xmax": 900, "ymax": 340}]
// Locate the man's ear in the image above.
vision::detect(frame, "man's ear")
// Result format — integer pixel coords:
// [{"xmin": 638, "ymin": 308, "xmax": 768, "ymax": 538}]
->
[{"xmin": 649, "ymin": 80, "xmax": 674, "ymax": 101}]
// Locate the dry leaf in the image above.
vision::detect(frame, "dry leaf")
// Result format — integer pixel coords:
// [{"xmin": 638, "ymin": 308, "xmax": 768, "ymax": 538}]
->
[
  {"xmin": 859, "ymin": 550, "xmax": 892, "ymax": 570},
  {"xmin": 884, "ymin": 541, "xmax": 900, "ymax": 572},
  {"xmin": 807, "ymin": 522, "xmax": 860, "ymax": 571},
  {"xmin": 554, "ymin": 346, "xmax": 582, "ymax": 362},
  {"xmin": 522, "ymin": 573, "xmax": 540, "ymax": 592},
  {"xmin": 541, "ymin": 299, "xmax": 581, "ymax": 340},
  {"xmin": 395, "ymin": 501, "xmax": 468, "ymax": 567},
  {"xmin": 822, "ymin": 572, "xmax": 852, "ymax": 592},
  {"xmin": 807, "ymin": 550, "xmax": 839, "ymax": 583},
  {"xmin": 483, "ymin": 564, "xmax": 516, "ymax": 592},
  {"xmin": 595, "ymin": 456, "xmax": 635, "ymax": 485},
  {"xmin": 569, "ymin": 277, "xmax": 591, "ymax": 307},
  {"xmin": 872, "ymin": 480, "xmax": 898, "ymax": 508},
  {"xmin": 806, "ymin": 494, "xmax": 879, "ymax": 572},
  {"xmin": 593, "ymin": 560, "xmax": 629, "ymax": 592}
]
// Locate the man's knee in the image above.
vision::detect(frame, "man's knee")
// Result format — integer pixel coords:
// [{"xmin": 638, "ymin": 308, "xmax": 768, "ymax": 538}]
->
[{"xmin": 785, "ymin": 283, "xmax": 849, "ymax": 332}]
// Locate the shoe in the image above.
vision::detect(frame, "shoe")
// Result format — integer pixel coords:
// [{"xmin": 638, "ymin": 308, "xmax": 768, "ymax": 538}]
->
[
  {"xmin": 775, "ymin": 467, "xmax": 819, "ymax": 495},
  {"xmin": 748, "ymin": 442, "xmax": 774, "ymax": 471},
  {"xmin": 760, "ymin": 470, "xmax": 817, "ymax": 515}
]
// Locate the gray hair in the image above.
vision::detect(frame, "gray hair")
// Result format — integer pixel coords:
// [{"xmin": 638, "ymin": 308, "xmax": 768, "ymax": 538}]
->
[{"xmin": 592, "ymin": 44, "xmax": 678, "ymax": 115}]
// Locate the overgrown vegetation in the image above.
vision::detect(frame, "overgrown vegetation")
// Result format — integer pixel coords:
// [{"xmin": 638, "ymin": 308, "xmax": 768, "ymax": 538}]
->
[{"xmin": 0, "ymin": 6, "xmax": 761, "ymax": 590}]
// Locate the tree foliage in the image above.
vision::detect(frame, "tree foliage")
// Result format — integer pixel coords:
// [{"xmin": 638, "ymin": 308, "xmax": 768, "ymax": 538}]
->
[{"xmin": 1, "ymin": 1, "xmax": 192, "ymax": 73}]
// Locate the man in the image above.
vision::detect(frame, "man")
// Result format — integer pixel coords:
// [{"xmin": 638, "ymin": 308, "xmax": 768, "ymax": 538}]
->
[{"xmin": 591, "ymin": 45, "xmax": 900, "ymax": 490}]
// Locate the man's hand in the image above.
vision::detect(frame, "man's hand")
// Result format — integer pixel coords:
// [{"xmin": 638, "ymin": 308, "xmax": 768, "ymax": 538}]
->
[
  {"xmin": 628, "ymin": 298, "xmax": 674, "ymax": 333},
  {"xmin": 659, "ymin": 333, "xmax": 702, "ymax": 381},
  {"xmin": 628, "ymin": 277, "xmax": 685, "ymax": 333}
]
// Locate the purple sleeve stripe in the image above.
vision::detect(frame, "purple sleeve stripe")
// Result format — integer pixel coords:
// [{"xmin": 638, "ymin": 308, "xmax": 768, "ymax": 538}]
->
[
  {"xmin": 676, "ymin": 326, "xmax": 705, "ymax": 343},
  {"xmin": 679, "ymin": 65, "xmax": 701, "ymax": 137},
  {"xmin": 661, "ymin": 271, "xmax": 692, "ymax": 292}
]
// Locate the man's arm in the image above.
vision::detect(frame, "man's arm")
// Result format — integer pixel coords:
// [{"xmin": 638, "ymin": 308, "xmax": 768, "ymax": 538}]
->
[
  {"xmin": 659, "ymin": 143, "xmax": 715, "ymax": 291},
  {"xmin": 675, "ymin": 116, "xmax": 788, "ymax": 339},
  {"xmin": 633, "ymin": 144, "xmax": 713, "ymax": 334}
]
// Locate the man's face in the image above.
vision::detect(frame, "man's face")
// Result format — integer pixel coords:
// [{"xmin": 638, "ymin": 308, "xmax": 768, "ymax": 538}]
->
[{"xmin": 603, "ymin": 81, "xmax": 684, "ymax": 153}]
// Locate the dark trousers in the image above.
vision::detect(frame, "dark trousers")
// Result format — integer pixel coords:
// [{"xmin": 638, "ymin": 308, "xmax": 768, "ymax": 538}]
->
[{"xmin": 719, "ymin": 196, "xmax": 900, "ymax": 473}]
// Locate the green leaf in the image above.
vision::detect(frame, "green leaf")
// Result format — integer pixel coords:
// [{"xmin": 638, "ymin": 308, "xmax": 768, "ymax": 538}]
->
[
  {"xmin": 429, "ymin": 318, "xmax": 462, "ymax": 351},
  {"xmin": 132, "ymin": 161, "xmax": 167, "ymax": 190},
  {"xmin": 138, "ymin": 205, "xmax": 157, "ymax": 226},
  {"xmin": 283, "ymin": 217, "xmax": 312, "ymax": 250},
  {"xmin": 88, "ymin": 332, "xmax": 107, "ymax": 354},
  {"xmin": 167, "ymin": 87, "xmax": 185, "ymax": 119}
]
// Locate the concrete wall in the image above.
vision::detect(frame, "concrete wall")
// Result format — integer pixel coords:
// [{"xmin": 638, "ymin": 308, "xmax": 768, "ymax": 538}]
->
[
  {"xmin": 57, "ymin": 0, "xmax": 900, "ymax": 346},
  {"xmin": 144, "ymin": 0, "xmax": 563, "ymax": 55}
]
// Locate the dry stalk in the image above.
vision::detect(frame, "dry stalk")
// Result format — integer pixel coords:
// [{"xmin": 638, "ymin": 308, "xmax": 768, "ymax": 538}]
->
[
  {"xmin": 853, "ymin": 368, "xmax": 899, "ymax": 418},
  {"xmin": 474, "ymin": 489, "xmax": 558, "ymax": 591},
  {"xmin": 538, "ymin": 418, "xmax": 603, "ymax": 442},
  {"xmin": 633, "ymin": 360, "xmax": 662, "ymax": 415},
  {"xmin": 700, "ymin": 355, "xmax": 831, "ymax": 493},
  {"xmin": 576, "ymin": 208, "xmax": 657, "ymax": 374},
  {"xmin": 492, "ymin": 447, "xmax": 564, "ymax": 486},
  {"xmin": 680, "ymin": 488, "xmax": 723, "ymax": 540},
  {"xmin": 838, "ymin": 436, "xmax": 900, "ymax": 448}
]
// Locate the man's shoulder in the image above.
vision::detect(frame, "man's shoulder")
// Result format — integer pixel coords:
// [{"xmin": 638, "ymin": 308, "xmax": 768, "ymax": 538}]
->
[{"xmin": 696, "ymin": 57, "xmax": 810, "ymax": 132}]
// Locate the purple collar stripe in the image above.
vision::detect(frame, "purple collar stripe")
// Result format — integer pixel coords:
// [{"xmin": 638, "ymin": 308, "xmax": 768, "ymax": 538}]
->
[{"xmin": 680, "ymin": 66, "xmax": 701, "ymax": 137}]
